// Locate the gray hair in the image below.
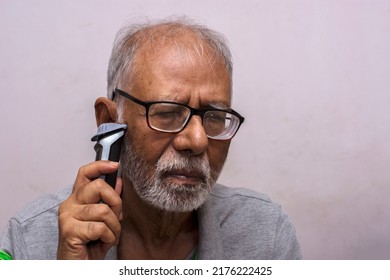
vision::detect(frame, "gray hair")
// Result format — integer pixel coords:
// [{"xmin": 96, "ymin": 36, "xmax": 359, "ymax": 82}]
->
[{"xmin": 106, "ymin": 16, "xmax": 233, "ymax": 101}]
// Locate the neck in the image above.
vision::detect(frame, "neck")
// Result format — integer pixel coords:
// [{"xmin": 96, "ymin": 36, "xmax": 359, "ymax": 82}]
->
[{"xmin": 117, "ymin": 177, "xmax": 199, "ymax": 259}]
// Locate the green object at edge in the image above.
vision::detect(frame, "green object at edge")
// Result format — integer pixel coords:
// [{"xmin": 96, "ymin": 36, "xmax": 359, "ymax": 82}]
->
[{"xmin": 0, "ymin": 250, "xmax": 13, "ymax": 260}]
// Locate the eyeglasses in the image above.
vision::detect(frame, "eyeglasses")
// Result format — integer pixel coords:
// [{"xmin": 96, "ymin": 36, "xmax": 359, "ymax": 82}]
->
[{"xmin": 113, "ymin": 88, "xmax": 245, "ymax": 140}]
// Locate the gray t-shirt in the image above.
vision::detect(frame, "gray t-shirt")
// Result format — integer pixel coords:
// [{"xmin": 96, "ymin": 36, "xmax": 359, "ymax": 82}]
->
[{"xmin": 0, "ymin": 184, "xmax": 302, "ymax": 259}]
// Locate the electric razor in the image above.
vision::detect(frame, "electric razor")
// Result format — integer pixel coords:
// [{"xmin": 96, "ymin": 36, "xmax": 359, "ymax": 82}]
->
[{"xmin": 91, "ymin": 123, "xmax": 127, "ymax": 188}]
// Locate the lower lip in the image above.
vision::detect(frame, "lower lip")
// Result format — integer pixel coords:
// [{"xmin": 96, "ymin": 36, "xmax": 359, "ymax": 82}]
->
[{"xmin": 165, "ymin": 175, "xmax": 203, "ymax": 185}]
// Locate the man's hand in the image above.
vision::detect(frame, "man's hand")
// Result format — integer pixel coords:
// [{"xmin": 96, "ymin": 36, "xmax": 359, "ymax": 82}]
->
[{"xmin": 57, "ymin": 161, "xmax": 123, "ymax": 260}]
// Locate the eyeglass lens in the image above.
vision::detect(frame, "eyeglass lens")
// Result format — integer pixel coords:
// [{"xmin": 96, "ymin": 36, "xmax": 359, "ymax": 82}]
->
[
  {"xmin": 148, "ymin": 103, "xmax": 190, "ymax": 132},
  {"xmin": 148, "ymin": 103, "xmax": 239, "ymax": 139}
]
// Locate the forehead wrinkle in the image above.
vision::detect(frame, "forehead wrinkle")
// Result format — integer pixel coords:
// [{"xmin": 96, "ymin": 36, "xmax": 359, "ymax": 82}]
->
[
  {"xmin": 136, "ymin": 24, "xmax": 227, "ymax": 78},
  {"xmin": 206, "ymin": 101, "xmax": 231, "ymax": 110},
  {"xmin": 130, "ymin": 26, "xmax": 232, "ymax": 107},
  {"xmin": 144, "ymin": 88, "xmax": 230, "ymax": 110}
]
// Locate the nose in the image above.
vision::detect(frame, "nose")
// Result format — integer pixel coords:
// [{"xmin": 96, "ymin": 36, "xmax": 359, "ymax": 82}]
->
[{"xmin": 172, "ymin": 115, "xmax": 209, "ymax": 155}]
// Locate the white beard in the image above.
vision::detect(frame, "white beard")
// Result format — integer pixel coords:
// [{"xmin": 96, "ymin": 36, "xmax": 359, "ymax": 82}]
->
[{"xmin": 120, "ymin": 138, "xmax": 218, "ymax": 212}]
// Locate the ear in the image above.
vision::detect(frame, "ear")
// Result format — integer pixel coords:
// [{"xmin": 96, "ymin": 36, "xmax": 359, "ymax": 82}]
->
[{"xmin": 94, "ymin": 97, "xmax": 118, "ymax": 126}]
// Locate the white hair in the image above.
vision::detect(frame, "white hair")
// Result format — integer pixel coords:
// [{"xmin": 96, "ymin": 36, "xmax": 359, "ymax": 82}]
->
[{"xmin": 106, "ymin": 16, "xmax": 233, "ymax": 104}]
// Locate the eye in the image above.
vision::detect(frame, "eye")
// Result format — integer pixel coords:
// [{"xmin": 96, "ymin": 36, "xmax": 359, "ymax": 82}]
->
[
  {"xmin": 205, "ymin": 111, "xmax": 227, "ymax": 123},
  {"xmin": 150, "ymin": 105, "xmax": 185, "ymax": 119},
  {"xmin": 154, "ymin": 109, "xmax": 181, "ymax": 118},
  {"xmin": 148, "ymin": 103, "xmax": 190, "ymax": 131},
  {"xmin": 203, "ymin": 111, "xmax": 228, "ymax": 135}
]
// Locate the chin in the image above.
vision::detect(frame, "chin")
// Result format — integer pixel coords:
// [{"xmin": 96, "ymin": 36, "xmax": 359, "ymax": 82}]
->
[{"xmin": 145, "ymin": 182, "xmax": 212, "ymax": 213}]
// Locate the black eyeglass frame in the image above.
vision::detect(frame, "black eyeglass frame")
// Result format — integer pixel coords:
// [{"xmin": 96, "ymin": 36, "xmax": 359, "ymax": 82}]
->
[{"xmin": 112, "ymin": 88, "xmax": 245, "ymax": 140}]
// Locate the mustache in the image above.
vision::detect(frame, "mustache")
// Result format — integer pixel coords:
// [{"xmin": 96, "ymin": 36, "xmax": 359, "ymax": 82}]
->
[{"xmin": 156, "ymin": 150, "xmax": 211, "ymax": 179}]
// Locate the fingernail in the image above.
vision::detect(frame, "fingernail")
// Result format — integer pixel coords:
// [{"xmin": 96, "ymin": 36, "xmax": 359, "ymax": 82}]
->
[{"xmin": 109, "ymin": 162, "xmax": 119, "ymax": 167}]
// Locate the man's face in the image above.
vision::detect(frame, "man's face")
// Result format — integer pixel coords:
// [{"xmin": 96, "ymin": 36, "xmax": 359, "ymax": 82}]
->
[{"xmin": 120, "ymin": 42, "xmax": 232, "ymax": 212}]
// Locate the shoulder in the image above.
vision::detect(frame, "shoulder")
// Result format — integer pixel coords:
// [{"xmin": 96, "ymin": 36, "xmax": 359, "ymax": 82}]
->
[
  {"xmin": 11, "ymin": 186, "xmax": 72, "ymax": 225},
  {"xmin": 209, "ymin": 183, "xmax": 281, "ymax": 219},
  {"xmin": 0, "ymin": 186, "xmax": 72, "ymax": 259},
  {"xmin": 204, "ymin": 184, "xmax": 302, "ymax": 259},
  {"xmin": 210, "ymin": 184, "xmax": 274, "ymax": 202}
]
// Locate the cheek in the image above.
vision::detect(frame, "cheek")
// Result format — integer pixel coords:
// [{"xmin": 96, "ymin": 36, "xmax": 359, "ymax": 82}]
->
[
  {"xmin": 208, "ymin": 141, "xmax": 230, "ymax": 172},
  {"xmin": 126, "ymin": 126, "xmax": 172, "ymax": 163}
]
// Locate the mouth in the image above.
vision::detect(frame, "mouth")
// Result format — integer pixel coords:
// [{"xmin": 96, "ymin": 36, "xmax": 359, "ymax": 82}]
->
[{"xmin": 162, "ymin": 169, "xmax": 206, "ymax": 185}]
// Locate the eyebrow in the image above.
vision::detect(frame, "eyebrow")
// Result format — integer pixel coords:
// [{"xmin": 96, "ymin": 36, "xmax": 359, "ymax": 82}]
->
[
  {"xmin": 154, "ymin": 95, "xmax": 231, "ymax": 111},
  {"xmin": 204, "ymin": 101, "xmax": 231, "ymax": 111},
  {"xmin": 153, "ymin": 87, "xmax": 231, "ymax": 109}
]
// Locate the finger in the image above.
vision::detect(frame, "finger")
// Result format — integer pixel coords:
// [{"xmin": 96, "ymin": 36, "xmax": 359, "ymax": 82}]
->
[
  {"xmin": 62, "ymin": 220, "xmax": 117, "ymax": 248},
  {"xmin": 85, "ymin": 221, "xmax": 117, "ymax": 245},
  {"xmin": 74, "ymin": 161, "xmax": 119, "ymax": 189},
  {"xmin": 73, "ymin": 178, "xmax": 122, "ymax": 218},
  {"xmin": 60, "ymin": 204, "xmax": 121, "ymax": 244},
  {"xmin": 78, "ymin": 203, "xmax": 122, "ymax": 237},
  {"xmin": 74, "ymin": 178, "xmax": 117, "ymax": 203},
  {"xmin": 115, "ymin": 176, "xmax": 123, "ymax": 196},
  {"xmin": 114, "ymin": 176, "xmax": 123, "ymax": 220}
]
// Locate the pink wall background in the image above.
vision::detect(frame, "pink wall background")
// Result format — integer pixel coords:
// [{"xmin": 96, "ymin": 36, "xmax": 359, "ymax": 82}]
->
[{"xmin": 1, "ymin": 0, "xmax": 389, "ymax": 259}]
